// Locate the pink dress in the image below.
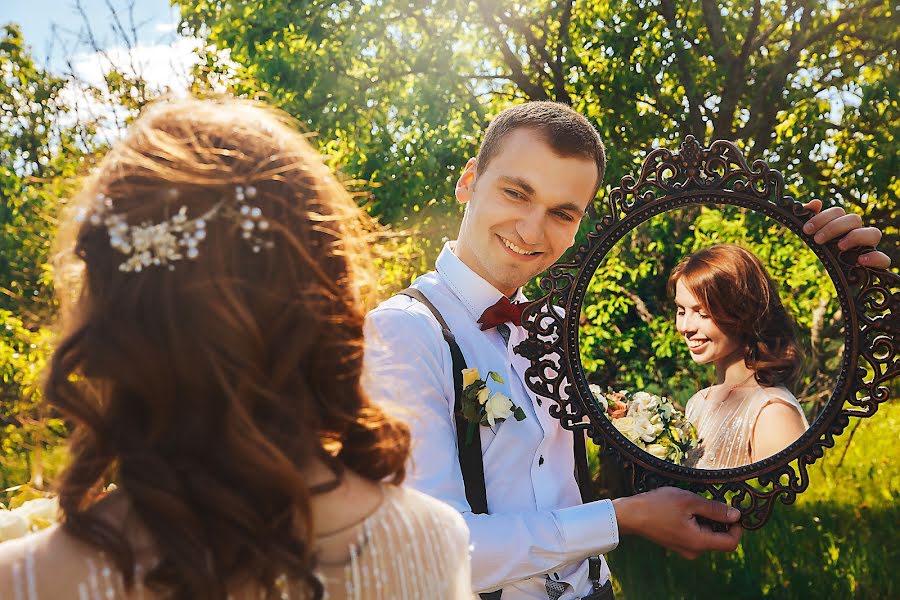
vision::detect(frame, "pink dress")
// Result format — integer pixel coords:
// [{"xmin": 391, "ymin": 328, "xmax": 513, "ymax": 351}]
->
[{"xmin": 684, "ymin": 385, "xmax": 809, "ymax": 470}]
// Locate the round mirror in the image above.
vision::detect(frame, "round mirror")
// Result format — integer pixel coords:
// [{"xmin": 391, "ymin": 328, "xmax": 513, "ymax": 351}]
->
[
  {"xmin": 578, "ymin": 205, "xmax": 841, "ymax": 472},
  {"xmin": 516, "ymin": 137, "xmax": 898, "ymax": 528}
]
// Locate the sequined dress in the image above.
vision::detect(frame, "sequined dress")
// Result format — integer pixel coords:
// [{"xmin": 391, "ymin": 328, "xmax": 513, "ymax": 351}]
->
[
  {"xmin": 0, "ymin": 485, "xmax": 474, "ymax": 599},
  {"xmin": 684, "ymin": 385, "xmax": 809, "ymax": 470}
]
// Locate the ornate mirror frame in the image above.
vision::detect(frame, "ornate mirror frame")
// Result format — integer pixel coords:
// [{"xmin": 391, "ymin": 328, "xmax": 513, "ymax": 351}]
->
[{"xmin": 515, "ymin": 135, "xmax": 898, "ymax": 529}]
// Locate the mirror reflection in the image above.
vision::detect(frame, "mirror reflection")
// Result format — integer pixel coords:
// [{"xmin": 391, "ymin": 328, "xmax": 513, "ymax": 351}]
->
[{"xmin": 579, "ymin": 205, "xmax": 842, "ymax": 470}]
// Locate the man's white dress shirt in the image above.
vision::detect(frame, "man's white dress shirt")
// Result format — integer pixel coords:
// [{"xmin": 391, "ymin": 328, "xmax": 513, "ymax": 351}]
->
[{"xmin": 364, "ymin": 243, "xmax": 619, "ymax": 599}]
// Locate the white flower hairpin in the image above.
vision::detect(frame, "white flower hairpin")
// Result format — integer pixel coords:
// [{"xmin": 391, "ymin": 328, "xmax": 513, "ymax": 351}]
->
[{"xmin": 77, "ymin": 185, "xmax": 273, "ymax": 272}]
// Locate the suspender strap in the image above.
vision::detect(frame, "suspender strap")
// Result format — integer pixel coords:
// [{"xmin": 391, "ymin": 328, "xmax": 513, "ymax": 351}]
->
[
  {"xmin": 398, "ymin": 288, "xmax": 500, "ymax": 600},
  {"xmin": 398, "ymin": 289, "xmax": 490, "ymax": 514},
  {"xmin": 400, "ymin": 288, "xmax": 605, "ymax": 597},
  {"xmin": 573, "ymin": 428, "xmax": 593, "ymax": 503}
]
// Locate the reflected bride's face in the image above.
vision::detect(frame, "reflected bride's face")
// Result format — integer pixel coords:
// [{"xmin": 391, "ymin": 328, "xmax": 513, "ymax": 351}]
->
[{"xmin": 674, "ymin": 280, "xmax": 741, "ymax": 366}]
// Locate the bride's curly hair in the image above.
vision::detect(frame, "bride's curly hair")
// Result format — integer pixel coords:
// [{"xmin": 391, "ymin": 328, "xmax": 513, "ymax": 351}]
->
[
  {"xmin": 667, "ymin": 244, "xmax": 803, "ymax": 388},
  {"xmin": 45, "ymin": 97, "xmax": 409, "ymax": 599}
]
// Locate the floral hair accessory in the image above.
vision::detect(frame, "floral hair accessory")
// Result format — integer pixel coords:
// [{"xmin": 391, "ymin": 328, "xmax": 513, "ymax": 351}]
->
[{"xmin": 77, "ymin": 185, "xmax": 273, "ymax": 272}]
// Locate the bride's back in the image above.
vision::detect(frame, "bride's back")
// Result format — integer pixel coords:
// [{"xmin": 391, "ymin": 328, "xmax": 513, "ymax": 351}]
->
[
  {"xmin": 0, "ymin": 475, "xmax": 471, "ymax": 599},
  {"xmin": 0, "ymin": 97, "xmax": 471, "ymax": 599}
]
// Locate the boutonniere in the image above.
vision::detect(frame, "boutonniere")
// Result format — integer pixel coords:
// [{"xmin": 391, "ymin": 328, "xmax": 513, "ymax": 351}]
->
[{"xmin": 459, "ymin": 367, "xmax": 527, "ymax": 445}]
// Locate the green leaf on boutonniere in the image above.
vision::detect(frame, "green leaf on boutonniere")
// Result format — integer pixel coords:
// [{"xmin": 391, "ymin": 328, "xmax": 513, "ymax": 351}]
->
[
  {"xmin": 513, "ymin": 406, "xmax": 526, "ymax": 421},
  {"xmin": 461, "ymin": 395, "xmax": 482, "ymax": 423},
  {"xmin": 488, "ymin": 371, "xmax": 504, "ymax": 384},
  {"xmin": 465, "ymin": 422, "xmax": 477, "ymax": 446}
]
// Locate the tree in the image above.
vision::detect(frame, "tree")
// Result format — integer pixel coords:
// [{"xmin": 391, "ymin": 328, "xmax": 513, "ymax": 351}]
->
[{"xmin": 175, "ymin": 0, "xmax": 898, "ymax": 256}]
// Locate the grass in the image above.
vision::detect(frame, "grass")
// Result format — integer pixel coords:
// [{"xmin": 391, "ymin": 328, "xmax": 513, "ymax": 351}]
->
[{"xmin": 606, "ymin": 400, "xmax": 899, "ymax": 599}]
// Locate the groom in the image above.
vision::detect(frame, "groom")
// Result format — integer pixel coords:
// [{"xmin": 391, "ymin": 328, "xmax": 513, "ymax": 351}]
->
[{"xmin": 363, "ymin": 102, "xmax": 887, "ymax": 599}]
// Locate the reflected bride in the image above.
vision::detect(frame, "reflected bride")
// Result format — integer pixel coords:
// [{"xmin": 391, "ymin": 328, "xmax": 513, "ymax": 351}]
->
[{"xmin": 669, "ymin": 244, "xmax": 810, "ymax": 470}]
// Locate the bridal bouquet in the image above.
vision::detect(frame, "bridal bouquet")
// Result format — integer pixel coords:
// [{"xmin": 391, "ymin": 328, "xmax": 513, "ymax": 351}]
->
[
  {"xmin": 589, "ymin": 385, "xmax": 698, "ymax": 465},
  {"xmin": 0, "ymin": 495, "xmax": 58, "ymax": 542}
]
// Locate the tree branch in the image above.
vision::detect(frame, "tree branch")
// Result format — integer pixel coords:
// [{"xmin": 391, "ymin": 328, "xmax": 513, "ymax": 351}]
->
[
  {"xmin": 474, "ymin": 0, "xmax": 548, "ymax": 100},
  {"xmin": 658, "ymin": 0, "xmax": 705, "ymax": 138},
  {"xmin": 700, "ymin": 0, "xmax": 737, "ymax": 65},
  {"xmin": 495, "ymin": 8, "xmax": 571, "ymax": 103}
]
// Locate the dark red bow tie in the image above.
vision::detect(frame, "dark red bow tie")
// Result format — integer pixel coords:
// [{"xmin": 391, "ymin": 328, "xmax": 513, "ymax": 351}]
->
[{"xmin": 477, "ymin": 296, "xmax": 530, "ymax": 331}]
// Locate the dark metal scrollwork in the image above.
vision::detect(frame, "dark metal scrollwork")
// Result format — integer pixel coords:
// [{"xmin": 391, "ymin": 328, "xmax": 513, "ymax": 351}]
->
[{"xmin": 515, "ymin": 135, "xmax": 899, "ymax": 529}]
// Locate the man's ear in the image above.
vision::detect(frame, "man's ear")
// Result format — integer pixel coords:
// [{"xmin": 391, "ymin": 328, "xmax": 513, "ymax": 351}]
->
[{"xmin": 455, "ymin": 157, "xmax": 478, "ymax": 205}]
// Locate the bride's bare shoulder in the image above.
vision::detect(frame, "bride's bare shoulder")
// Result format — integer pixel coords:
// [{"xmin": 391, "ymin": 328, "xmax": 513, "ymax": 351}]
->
[{"xmin": 0, "ymin": 524, "xmax": 107, "ymax": 596}]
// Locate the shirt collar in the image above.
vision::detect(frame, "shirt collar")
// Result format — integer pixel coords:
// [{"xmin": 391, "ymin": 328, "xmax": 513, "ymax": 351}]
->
[{"xmin": 435, "ymin": 241, "xmax": 528, "ymax": 321}]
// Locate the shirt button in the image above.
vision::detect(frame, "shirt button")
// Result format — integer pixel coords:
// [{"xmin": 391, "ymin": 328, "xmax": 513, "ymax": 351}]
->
[{"xmin": 538, "ymin": 455, "xmax": 545, "ymax": 466}]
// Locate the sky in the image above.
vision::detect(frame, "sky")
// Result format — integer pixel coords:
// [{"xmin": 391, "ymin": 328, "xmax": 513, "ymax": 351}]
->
[
  {"xmin": 1, "ymin": 0, "xmax": 181, "ymax": 72},
  {"xmin": 2, "ymin": 1, "xmax": 210, "ymax": 141}
]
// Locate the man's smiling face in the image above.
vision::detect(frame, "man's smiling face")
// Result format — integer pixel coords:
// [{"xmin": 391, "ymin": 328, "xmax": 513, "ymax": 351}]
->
[{"xmin": 454, "ymin": 127, "xmax": 599, "ymax": 296}]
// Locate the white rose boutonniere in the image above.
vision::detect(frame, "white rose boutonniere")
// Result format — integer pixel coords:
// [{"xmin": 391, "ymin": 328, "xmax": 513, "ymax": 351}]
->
[
  {"xmin": 484, "ymin": 392, "xmax": 514, "ymax": 426},
  {"xmin": 459, "ymin": 369, "xmax": 526, "ymax": 445}
]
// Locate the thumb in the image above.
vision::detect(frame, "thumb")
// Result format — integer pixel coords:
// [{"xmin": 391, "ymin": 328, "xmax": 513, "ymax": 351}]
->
[
  {"xmin": 802, "ymin": 198, "xmax": 822, "ymax": 215},
  {"xmin": 691, "ymin": 498, "xmax": 741, "ymax": 523}
]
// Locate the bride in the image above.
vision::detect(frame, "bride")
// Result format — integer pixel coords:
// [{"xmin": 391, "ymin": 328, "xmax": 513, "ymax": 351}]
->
[
  {"xmin": 669, "ymin": 244, "xmax": 810, "ymax": 470},
  {"xmin": 0, "ymin": 98, "xmax": 473, "ymax": 599}
]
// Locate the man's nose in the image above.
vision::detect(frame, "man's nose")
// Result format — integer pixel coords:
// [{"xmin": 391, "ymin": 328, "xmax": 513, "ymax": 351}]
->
[{"xmin": 516, "ymin": 209, "xmax": 545, "ymax": 246}]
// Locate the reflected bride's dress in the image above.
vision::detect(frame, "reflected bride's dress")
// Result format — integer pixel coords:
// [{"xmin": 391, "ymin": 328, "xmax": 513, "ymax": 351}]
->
[
  {"xmin": 684, "ymin": 385, "xmax": 809, "ymax": 470},
  {"xmin": 0, "ymin": 485, "xmax": 474, "ymax": 599}
]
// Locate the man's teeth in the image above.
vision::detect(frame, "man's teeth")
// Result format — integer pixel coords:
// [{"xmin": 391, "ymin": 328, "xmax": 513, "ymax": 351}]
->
[{"xmin": 502, "ymin": 238, "xmax": 536, "ymax": 255}]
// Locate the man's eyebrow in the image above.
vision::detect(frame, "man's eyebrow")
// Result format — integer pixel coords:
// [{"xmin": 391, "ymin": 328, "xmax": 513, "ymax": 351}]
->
[
  {"xmin": 555, "ymin": 201, "xmax": 584, "ymax": 213},
  {"xmin": 497, "ymin": 175, "xmax": 536, "ymax": 196},
  {"xmin": 498, "ymin": 175, "xmax": 584, "ymax": 213}
]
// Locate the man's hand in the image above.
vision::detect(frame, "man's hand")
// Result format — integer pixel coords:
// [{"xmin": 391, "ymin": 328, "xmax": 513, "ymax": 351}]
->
[
  {"xmin": 611, "ymin": 487, "xmax": 743, "ymax": 559},
  {"xmin": 801, "ymin": 199, "xmax": 890, "ymax": 269}
]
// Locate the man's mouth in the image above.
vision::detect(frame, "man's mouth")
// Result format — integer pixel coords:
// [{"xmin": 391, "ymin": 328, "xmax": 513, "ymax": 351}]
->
[{"xmin": 500, "ymin": 236, "xmax": 540, "ymax": 257}]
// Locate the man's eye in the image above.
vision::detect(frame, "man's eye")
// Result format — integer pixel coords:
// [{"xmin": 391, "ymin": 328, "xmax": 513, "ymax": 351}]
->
[
  {"xmin": 504, "ymin": 189, "xmax": 524, "ymax": 200},
  {"xmin": 553, "ymin": 210, "xmax": 575, "ymax": 222}
]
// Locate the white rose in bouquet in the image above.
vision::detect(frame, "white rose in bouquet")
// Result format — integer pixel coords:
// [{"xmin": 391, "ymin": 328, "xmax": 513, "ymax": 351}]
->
[
  {"xmin": 633, "ymin": 412, "xmax": 659, "ymax": 443},
  {"xmin": 645, "ymin": 443, "xmax": 669, "ymax": 460},
  {"xmin": 589, "ymin": 384, "xmax": 608, "ymax": 412},
  {"xmin": 629, "ymin": 391, "xmax": 659, "ymax": 414},
  {"xmin": 0, "ymin": 510, "xmax": 29, "ymax": 542},
  {"xmin": 16, "ymin": 497, "xmax": 59, "ymax": 529}
]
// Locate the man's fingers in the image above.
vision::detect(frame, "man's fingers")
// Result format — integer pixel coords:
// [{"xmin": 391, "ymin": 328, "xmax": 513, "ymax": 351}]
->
[
  {"xmin": 858, "ymin": 250, "xmax": 892, "ymax": 269},
  {"xmin": 690, "ymin": 498, "xmax": 741, "ymax": 523},
  {"xmin": 811, "ymin": 213, "xmax": 863, "ymax": 244},
  {"xmin": 689, "ymin": 519, "xmax": 744, "ymax": 553},
  {"xmin": 803, "ymin": 206, "xmax": 845, "ymax": 235},
  {"xmin": 802, "ymin": 199, "xmax": 823, "ymax": 215},
  {"xmin": 837, "ymin": 227, "xmax": 883, "ymax": 250}
]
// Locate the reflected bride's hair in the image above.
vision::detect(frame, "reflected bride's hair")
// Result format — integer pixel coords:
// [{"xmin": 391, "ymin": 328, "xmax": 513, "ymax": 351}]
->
[
  {"xmin": 666, "ymin": 243, "xmax": 803, "ymax": 387},
  {"xmin": 46, "ymin": 97, "xmax": 409, "ymax": 599}
]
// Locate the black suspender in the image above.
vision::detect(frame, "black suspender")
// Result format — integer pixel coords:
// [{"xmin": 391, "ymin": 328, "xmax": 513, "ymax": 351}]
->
[
  {"xmin": 398, "ymin": 288, "xmax": 501, "ymax": 600},
  {"xmin": 398, "ymin": 287, "xmax": 594, "ymax": 600},
  {"xmin": 398, "ymin": 288, "xmax": 491, "ymax": 516}
]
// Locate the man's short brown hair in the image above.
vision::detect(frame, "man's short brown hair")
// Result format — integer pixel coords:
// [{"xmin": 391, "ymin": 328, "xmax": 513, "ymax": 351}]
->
[{"xmin": 476, "ymin": 101, "xmax": 606, "ymax": 195}]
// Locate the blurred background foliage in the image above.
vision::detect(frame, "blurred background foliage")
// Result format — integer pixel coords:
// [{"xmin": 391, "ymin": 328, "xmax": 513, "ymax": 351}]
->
[{"xmin": 1, "ymin": 1, "xmax": 897, "ymax": 597}]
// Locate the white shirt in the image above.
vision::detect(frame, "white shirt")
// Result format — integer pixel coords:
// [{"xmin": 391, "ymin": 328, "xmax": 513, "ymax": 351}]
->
[{"xmin": 364, "ymin": 243, "xmax": 619, "ymax": 599}]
